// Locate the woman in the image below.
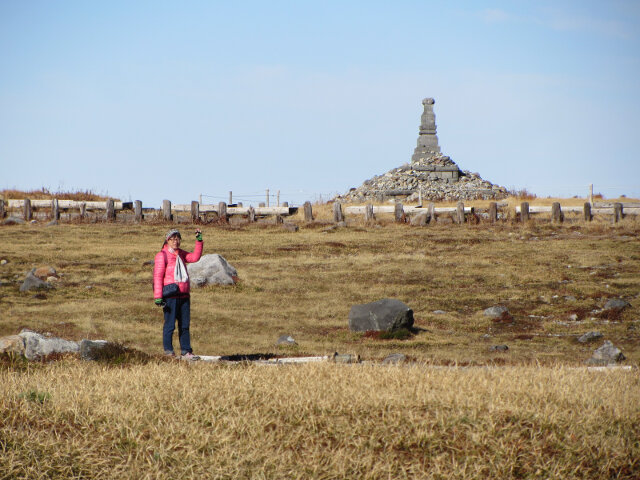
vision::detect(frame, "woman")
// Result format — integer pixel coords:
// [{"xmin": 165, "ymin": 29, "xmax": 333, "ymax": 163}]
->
[{"xmin": 153, "ymin": 228, "xmax": 203, "ymax": 359}]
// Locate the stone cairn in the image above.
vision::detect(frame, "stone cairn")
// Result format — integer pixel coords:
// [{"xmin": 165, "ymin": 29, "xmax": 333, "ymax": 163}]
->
[{"xmin": 336, "ymin": 98, "xmax": 509, "ymax": 203}]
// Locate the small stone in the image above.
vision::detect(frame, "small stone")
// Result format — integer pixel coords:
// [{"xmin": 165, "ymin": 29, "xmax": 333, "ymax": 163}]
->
[
  {"xmin": 577, "ymin": 331, "xmax": 603, "ymax": 343},
  {"xmin": 489, "ymin": 345, "xmax": 509, "ymax": 352},
  {"xmin": 276, "ymin": 335, "xmax": 297, "ymax": 346},
  {"xmin": 565, "ymin": 296, "xmax": 577, "ymax": 302},
  {"xmin": 382, "ymin": 353, "xmax": 407, "ymax": 365},
  {"xmin": 432, "ymin": 310, "xmax": 446, "ymax": 315},
  {"xmin": 483, "ymin": 306, "xmax": 509, "ymax": 318},
  {"xmin": 0, "ymin": 259, "xmax": 8, "ymax": 265},
  {"xmin": 332, "ymin": 353, "xmax": 360, "ymax": 364},
  {"xmin": 568, "ymin": 314, "xmax": 579, "ymax": 321}
]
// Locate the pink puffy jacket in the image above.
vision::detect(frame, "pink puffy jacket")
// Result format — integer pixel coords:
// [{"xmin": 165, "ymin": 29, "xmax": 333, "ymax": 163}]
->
[{"xmin": 153, "ymin": 240, "xmax": 203, "ymax": 299}]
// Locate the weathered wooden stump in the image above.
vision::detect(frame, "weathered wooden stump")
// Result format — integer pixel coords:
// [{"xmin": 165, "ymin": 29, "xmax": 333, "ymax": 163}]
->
[
  {"xmin": 304, "ymin": 202, "xmax": 313, "ymax": 222},
  {"xmin": 105, "ymin": 199, "xmax": 116, "ymax": 221},
  {"xmin": 456, "ymin": 202, "xmax": 465, "ymax": 224},
  {"xmin": 364, "ymin": 203, "xmax": 375, "ymax": 223},
  {"xmin": 488, "ymin": 202, "xmax": 497, "ymax": 223},
  {"xmin": 162, "ymin": 200, "xmax": 172, "ymax": 221},
  {"xmin": 521, "ymin": 202, "xmax": 530, "ymax": 222},
  {"xmin": 218, "ymin": 202, "xmax": 228, "ymax": 223},
  {"xmin": 613, "ymin": 203, "xmax": 623, "ymax": 223},
  {"xmin": 394, "ymin": 202, "xmax": 404, "ymax": 223},
  {"xmin": 23, "ymin": 199, "xmax": 32, "ymax": 221},
  {"xmin": 551, "ymin": 202, "xmax": 563, "ymax": 223},
  {"xmin": 0, "ymin": 199, "xmax": 5, "ymax": 219},
  {"xmin": 134, "ymin": 200, "xmax": 143, "ymax": 223},
  {"xmin": 191, "ymin": 201, "xmax": 200, "ymax": 223},
  {"xmin": 333, "ymin": 202, "xmax": 343, "ymax": 223},
  {"xmin": 248, "ymin": 206, "xmax": 256, "ymax": 223},
  {"xmin": 428, "ymin": 203, "xmax": 435, "ymax": 224},
  {"xmin": 51, "ymin": 199, "xmax": 60, "ymax": 221},
  {"xmin": 79, "ymin": 202, "xmax": 86, "ymax": 220},
  {"xmin": 583, "ymin": 202, "xmax": 592, "ymax": 222}
]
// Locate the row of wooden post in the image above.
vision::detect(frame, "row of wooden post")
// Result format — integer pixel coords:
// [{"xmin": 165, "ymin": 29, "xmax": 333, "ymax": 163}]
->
[{"xmin": 329, "ymin": 201, "xmax": 626, "ymax": 224}]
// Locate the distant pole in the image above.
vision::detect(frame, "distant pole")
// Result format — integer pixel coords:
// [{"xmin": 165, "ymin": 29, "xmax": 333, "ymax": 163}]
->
[
  {"xmin": 428, "ymin": 202, "xmax": 435, "ymax": 224},
  {"xmin": 418, "ymin": 189, "xmax": 423, "ymax": 207},
  {"xmin": 277, "ymin": 190, "xmax": 280, "ymax": 207},
  {"xmin": 199, "ymin": 194, "xmax": 202, "ymax": 206},
  {"xmin": 229, "ymin": 191, "xmax": 233, "ymax": 204},
  {"xmin": 589, "ymin": 184, "xmax": 593, "ymax": 205},
  {"xmin": 266, "ymin": 189, "xmax": 270, "ymax": 207}
]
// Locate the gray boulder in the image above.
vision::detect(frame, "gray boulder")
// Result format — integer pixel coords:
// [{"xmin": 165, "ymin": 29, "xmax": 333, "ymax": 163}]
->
[
  {"xmin": 587, "ymin": 340, "xmax": 625, "ymax": 365},
  {"xmin": 603, "ymin": 298, "xmax": 630, "ymax": 311},
  {"xmin": 349, "ymin": 298, "xmax": 414, "ymax": 332},
  {"xmin": 187, "ymin": 254, "xmax": 238, "ymax": 287},
  {"xmin": 19, "ymin": 269, "xmax": 51, "ymax": 293},
  {"xmin": 18, "ymin": 330, "xmax": 79, "ymax": 360},
  {"xmin": 382, "ymin": 353, "xmax": 407, "ymax": 365},
  {"xmin": 577, "ymin": 331, "xmax": 603, "ymax": 343},
  {"xmin": 410, "ymin": 212, "xmax": 429, "ymax": 226},
  {"xmin": 80, "ymin": 339, "xmax": 127, "ymax": 361}
]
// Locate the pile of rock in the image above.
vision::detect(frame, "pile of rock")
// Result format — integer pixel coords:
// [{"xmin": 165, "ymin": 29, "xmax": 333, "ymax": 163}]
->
[{"xmin": 336, "ymin": 98, "xmax": 509, "ymax": 203}]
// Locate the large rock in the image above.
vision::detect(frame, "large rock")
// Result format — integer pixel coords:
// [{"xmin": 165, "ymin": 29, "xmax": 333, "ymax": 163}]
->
[
  {"xmin": 187, "ymin": 254, "xmax": 238, "ymax": 287},
  {"xmin": 483, "ymin": 306, "xmax": 509, "ymax": 318},
  {"xmin": 0, "ymin": 335, "xmax": 26, "ymax": 356},
  {"xmin": 20, "ymin": 269, "xmax": 51, "ymax": 292},
  {"xmin": 587, "ymin": 340, "xmax": 625, "ymax": 365},
  {"xmin": 349, "ymin": 298, "xmax": 414, "ymax": 332},
  {"xmin": 18, "ymin": 330, "xmax": 79, "ymax": 360},
  {"xmin": 577, "ymin": 331, "xmax": 603, "ymax": 343}
]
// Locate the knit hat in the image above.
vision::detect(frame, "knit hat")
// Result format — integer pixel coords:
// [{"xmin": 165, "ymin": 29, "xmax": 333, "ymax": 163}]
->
[{"xmin": 165, "ymin": 229, "xmax": 181, "ymax": 241}]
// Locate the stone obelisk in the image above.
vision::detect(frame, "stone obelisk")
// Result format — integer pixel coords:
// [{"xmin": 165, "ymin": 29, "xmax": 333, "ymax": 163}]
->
[{"xmin": 411, "ymin": 97, "xmax": 440, "ymax": 163}]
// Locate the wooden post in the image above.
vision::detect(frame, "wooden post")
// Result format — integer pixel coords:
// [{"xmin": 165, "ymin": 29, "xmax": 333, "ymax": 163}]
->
[
  {"xmin": 613, "ymin": 203, "xmax": 623, "ymax": 223},
  {"xmin": 521, "ymin": 202, "xmax": 530, "ymax": 223},
  {"xmin": 589, "ymin": 184, "xmax": 593, "ymax": 205},
  {"xmin": 428, "ymin": 202, "xmax": 435, "ymax": 224},
  {"xmin": 274, "ymin": 214, "xmax": 283, "ymax": 225},
  {"xmin": 23, "ymin": 199, "xmax": 32, "ymax": 221},
  {"xmin": 583, "ymin": 202, "xmax": 592, "ymax": 222},
  {"xmin": 162, "ymin": 200, "xmax": 172, "ymax": 221},
  {"xmin": 0, "ymin": 199, "xmax": 4, "ymax": 219},
  {"xmin": 266, "ymin": 189, "xmax": 270, "ymax": 207},
  {"xmin": 551, "ymin": 202, "xmax": 563, "ymax": 223},
  {"xmin": 364, "ymin": 203, "xmax": 374, "ymax": 223},
  {"xmin": 277, "ymin": 190, "xmax": 280, "ymax": 207},
  {"xmin": 218, "ymin": 202, "xmax": 228, "ymax": 223},
  {"xmin": 51, "ymin": 198, "xmax": 60, "ymax": 221},
  {"xmin": 395, "ymin": 202, "xmax": 404, "ymax": 223},
  {"xmin": 134, "ymin": 200, "xmax": 143, "ymax": 223},
  {"xmin": 248, "ymin": 206, "xmax": 256, "ymax": 223},
  {"xmin": 456, "ymin": 202, "xmax": 465, "ymax": 224},
  {"xmin": 106, "ymin": 199, "xmax": 115, "ymax": 221},
  {"xmin": 79, "ymin": 202, "xmax": 86, "ymax": 220},
  {"xmin": 303, "ymin": 201, "xmax": 313, "ymax": 222},
  {"xmin": 418, "ymin": 189, "xmax": 423, "ymax": 207},
  {"xmin": 229, "ymin": 191, "xmax": 233, "ymax": 205},
  {"xmin": 191, "ymin": 201, "xmax": 200, "ymax": 223},
  {"xmin": 488, "ymin": 202, "xmax": 497, "ymax": 223},
  {"xmin": 333, "ymin": 202, "xmax": 344, "ymax": 223}
]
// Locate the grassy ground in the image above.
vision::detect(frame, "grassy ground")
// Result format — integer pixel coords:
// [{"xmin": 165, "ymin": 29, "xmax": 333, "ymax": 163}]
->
[{"xmin": 1, "ymin": 207, "xmax": 639, "ymax": 478}]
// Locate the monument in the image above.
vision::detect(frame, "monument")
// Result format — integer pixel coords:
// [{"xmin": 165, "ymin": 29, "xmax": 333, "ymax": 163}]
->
[{"xmin": 336, "ymin": 98, "xmax": 508, "ymax": 202}]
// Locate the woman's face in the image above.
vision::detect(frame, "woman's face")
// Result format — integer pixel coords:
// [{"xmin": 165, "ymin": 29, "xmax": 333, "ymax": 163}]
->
[{"xmin": 167, "ymin": 235, "xmax": 181, "ymax": 249}]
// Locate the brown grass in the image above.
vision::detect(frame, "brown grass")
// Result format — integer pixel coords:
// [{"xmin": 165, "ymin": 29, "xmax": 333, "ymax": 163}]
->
[
  {"xmin": 1, "ymin": 211, "xmax": 639, "ymax": 477},
  {"xmin": 1, "ymin": 187, "xmax": 116, "ymax": 202}
]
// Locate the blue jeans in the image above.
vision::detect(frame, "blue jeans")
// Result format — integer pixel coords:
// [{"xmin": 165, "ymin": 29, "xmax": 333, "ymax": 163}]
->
[{"xmin": 162, "ymin": 297, "xmax": 193, "ymax": 355}]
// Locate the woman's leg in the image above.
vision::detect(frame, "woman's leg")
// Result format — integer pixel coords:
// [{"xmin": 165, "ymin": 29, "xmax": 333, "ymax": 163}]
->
[
  {"xmin": 162, "ymin": 298, "xmax": 178, "ymax": 354},
  {"xmin": 177, "ymin": 297, "xmax": 192, "ymax": 355}
]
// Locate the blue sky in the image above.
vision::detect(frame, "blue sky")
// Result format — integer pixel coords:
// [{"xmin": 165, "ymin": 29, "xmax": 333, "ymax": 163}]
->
[{"xmin": 1, "ymin": 0, "xmax": 639, "ymax": 206}]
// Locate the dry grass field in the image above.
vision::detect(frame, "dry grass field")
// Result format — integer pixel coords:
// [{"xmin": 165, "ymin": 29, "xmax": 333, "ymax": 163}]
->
[{"xmin": 1, "ymin": 200, "xmax": 639, "ymax": 478}]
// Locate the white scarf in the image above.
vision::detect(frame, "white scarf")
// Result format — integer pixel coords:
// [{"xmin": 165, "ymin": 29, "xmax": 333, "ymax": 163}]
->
[{"xmin": 169, "ymin": 248, "xmax": 189, "ymax": 283}]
